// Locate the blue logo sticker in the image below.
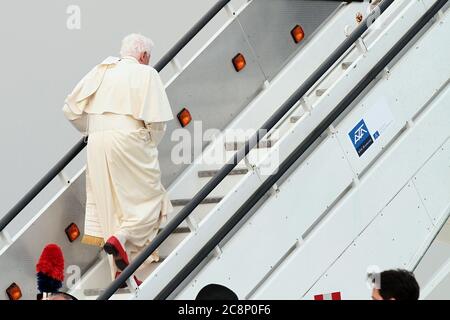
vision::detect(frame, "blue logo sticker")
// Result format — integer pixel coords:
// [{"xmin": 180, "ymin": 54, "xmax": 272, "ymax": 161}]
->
[{"xmin": 348, "ymin": 119, "xmax": 374, "ymax": 157}]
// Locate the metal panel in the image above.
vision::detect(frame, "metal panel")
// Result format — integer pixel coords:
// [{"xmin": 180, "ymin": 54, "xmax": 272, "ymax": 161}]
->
[
  {"xmin": 253, "ymin": 11, "xmax": 450, "ymax": 297},
  {"xmin": 413, "ymin": 138, "xmax": 450, "ymax": 225},
  {"xmin": 335, "ymin": 1, "xmax": 450, "ymax": 177},
  {"xmin": 237, "ymin": 0, "xmax": 341, "ymax": 80},
  {"xmin": 175, "ymin": 135, "xmax": 354, "ymax": 299},
  {"xmin": 159, "ymin": 0, "xmax": 343, "ymax": 186},
  {"xmin": 306, "ymin": 183, "xmax": 433, "ymax": 300},
  {"xmin": 0, "ymin": 172, "xmax": 100, "ymax": 300},
  {"xmin": 254, "ymin": 72, "xmax": 450, "ymax": 299},
  {"xmin": 159, "ymin": 19, "xmax": 267, "ymax": 186}
]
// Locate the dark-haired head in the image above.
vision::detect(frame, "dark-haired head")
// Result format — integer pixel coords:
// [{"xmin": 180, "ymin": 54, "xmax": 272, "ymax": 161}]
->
[
  {"xmin": 195, "ymin": 284, "xmax": 238, "ymax": 300},
  {"xmin": 371, "ymin": 269, "xmax": 420, "ymax": 300}
]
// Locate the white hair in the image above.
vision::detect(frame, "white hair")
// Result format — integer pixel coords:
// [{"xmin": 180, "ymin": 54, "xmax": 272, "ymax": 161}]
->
[{"xmin": 120, "ymin": 33, "xmax": 154, "ymax": 59}]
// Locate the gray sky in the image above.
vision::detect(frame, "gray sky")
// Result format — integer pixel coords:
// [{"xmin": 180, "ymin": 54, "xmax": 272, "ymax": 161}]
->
[{"xmin": 0, "ymin": 0, "xmax": 245, "ymax": 233}]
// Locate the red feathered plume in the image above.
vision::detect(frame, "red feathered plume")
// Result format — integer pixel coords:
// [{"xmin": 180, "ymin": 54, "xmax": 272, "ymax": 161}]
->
[{"xmin": 36, "ymin": 244, "xmax": 65, "ymax": 281}]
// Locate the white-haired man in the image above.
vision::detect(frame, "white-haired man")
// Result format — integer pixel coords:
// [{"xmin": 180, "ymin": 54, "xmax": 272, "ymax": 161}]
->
[{"xmin": 62, "ymin": 34, "xmax": 174, "ymax": 282}]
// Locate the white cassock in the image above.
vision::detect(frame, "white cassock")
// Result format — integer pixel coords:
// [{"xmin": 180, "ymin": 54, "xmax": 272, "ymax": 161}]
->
[{"xmin": 62, "ymin": 56, "xmax": 174, "ymax": 276}]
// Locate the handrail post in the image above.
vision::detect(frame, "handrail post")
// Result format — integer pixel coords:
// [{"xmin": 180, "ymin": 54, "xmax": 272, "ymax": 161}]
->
[
  {"xmin": 0, "ymin": 230, "xmax": 13, "ymax": 250},
  {"xmin": 224, "ymin": 3, "xmax": 235, "ymax": 18},
  {"xmin": 57, "ymin": 170, "xmax": 71, "ymax": 186},
  {"xmin": 170, "ymin": 58, "xmax": 183, "ymax": 74}
]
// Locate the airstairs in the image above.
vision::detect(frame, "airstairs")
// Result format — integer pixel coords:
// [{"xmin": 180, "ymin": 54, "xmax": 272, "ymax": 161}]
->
[{"xmin": 1, "ymin": 0, "xmax": 449, "ymax": 300}]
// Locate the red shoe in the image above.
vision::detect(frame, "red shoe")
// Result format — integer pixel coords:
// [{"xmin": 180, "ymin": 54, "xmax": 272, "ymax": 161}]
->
[
  {"xmin": 115, "ymin": 272, "xmax": 142, "ymax": 288},
  {"xmin": 104, "ymin": 236, "xmax": 130, "ymax": 271}
]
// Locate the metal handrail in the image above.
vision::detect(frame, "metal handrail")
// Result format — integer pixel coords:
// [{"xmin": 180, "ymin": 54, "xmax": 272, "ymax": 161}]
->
[
  {"xmin": 98, "ymin": 0, "xmax": 397, "ymax": 300},
  {"xmin": 0, "ymin": 0, "xmax": 232, "ymax": 232}
]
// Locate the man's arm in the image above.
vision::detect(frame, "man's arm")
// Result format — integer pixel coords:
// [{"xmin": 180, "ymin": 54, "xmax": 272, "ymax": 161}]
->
[
  {"xmin": 145, "ymin": 121, "xmax": 167, "ymax": 146},
  {"xmin": 62, "ymin": 103, "xmax": 87, "ymax": 134}
]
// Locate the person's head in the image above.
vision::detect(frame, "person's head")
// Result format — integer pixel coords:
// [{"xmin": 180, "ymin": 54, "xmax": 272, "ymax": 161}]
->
[
  {"xmin": 370, "ymin": 269, "xmax": 420, "ymax": 300},
  {"xmin": 195, "ymin": 284, "xmax": 238, "ymax": 300},
  {"xmin": 120, "ymin": 33, "xmax": 154, "ymax": 65},
  {"xmin": 39, "ymin": 292, "xmax": 78, "ymax": 300}
]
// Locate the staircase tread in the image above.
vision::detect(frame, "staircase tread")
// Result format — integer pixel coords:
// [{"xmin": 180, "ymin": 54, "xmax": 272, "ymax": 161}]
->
[
  {"xmin": 224, "ymin": 140, "xmax": 277, "ymax": 151},
  {"xmin": 290, "ymin": 116, "xmax": 302, "ymax": 123},
  {"xmin": 171, "ymin": 197, "xmax": 223, "ymax": 207},
  {"xmin": 81, "ymin": 258, "xmax": 167, "ymax": 297},
  {"xmin": 198, "ymin": 168, "xmax": 248, "ymax": 178},
  {"xmin": 158, "ymin": 226, "xmax": 191, "ymax": 234},
  {"xmin": 341, "ymin": 61, "xmax": 353, "ymax": 69}
]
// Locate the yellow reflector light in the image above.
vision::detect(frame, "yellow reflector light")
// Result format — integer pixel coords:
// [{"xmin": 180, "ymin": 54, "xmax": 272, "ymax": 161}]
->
[
  {"xmin": 291, "ymin": 25, "xmax": 305, "ymax": 44},
  {"xmin": 65, "ymin": 223, "xmax": 80, "ymax": 242},
  {"xmin": 6, "ymin": 283, "xmax": 22, "ymax": 300},
  {"xmin": 232, "ymin": 53, "xmax": 246, "ymax": 72},
  {"xmin": 177, "ymin": 108, "xmax": 192, "ymax": 127}
]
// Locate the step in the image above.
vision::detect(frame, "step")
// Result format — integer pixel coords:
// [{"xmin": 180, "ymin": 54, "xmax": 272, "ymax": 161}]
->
[
  {"xmin": 171, "ymin": 202, "xmax": 219, "ymax": 226},
  {"xmin": 171, "ymin": 197, "xmax": 223, "ymax": 207},
  {"xmin": 315, "ymin": 88, "xmax": 327, "ymax": 97},
  {"xmin": 82, "ymin": 287, "xmax": 132, "ymax": 299},
  {"xmin": 69, "ymin": 231, "xmax": 189, "ymax": 299},
  {"xmin": 165, "ymin": 197, "xmax": 226, "ymax": 230},
  {"xmin": 198, "ymin": 168, "xmax": 249, "ymax": 178},
  {"xmin": 157, "ymin": 231, "xmax": 190, "ymax": 258},
  {"xmin": 226, "ymin": 147, "xmax": 274, "ymax": 167},
  {"xmin": 290, "ymin": 116, "xmax": 302, "ymax": 124},
  {"xmin": 197, "ymin": 169, "xmax": 249, "ymax": 200},
  {"xmin": 224, "ymin": 140, "xmax": 277, "ymax": 151},
  {"xmin": 158, "ymin": 226, "xmax": 191, "ymax": 234},
  {"xmin": 264, "ymin": 104, "xmax": 307, "ymax": 140},
  {"xmin": 341, "ymin": 61, "xmax": 353, "ymax": 70},
  {"xmin": 79, "ymin": 257, "xmax": 165, "ymax": 300}
]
